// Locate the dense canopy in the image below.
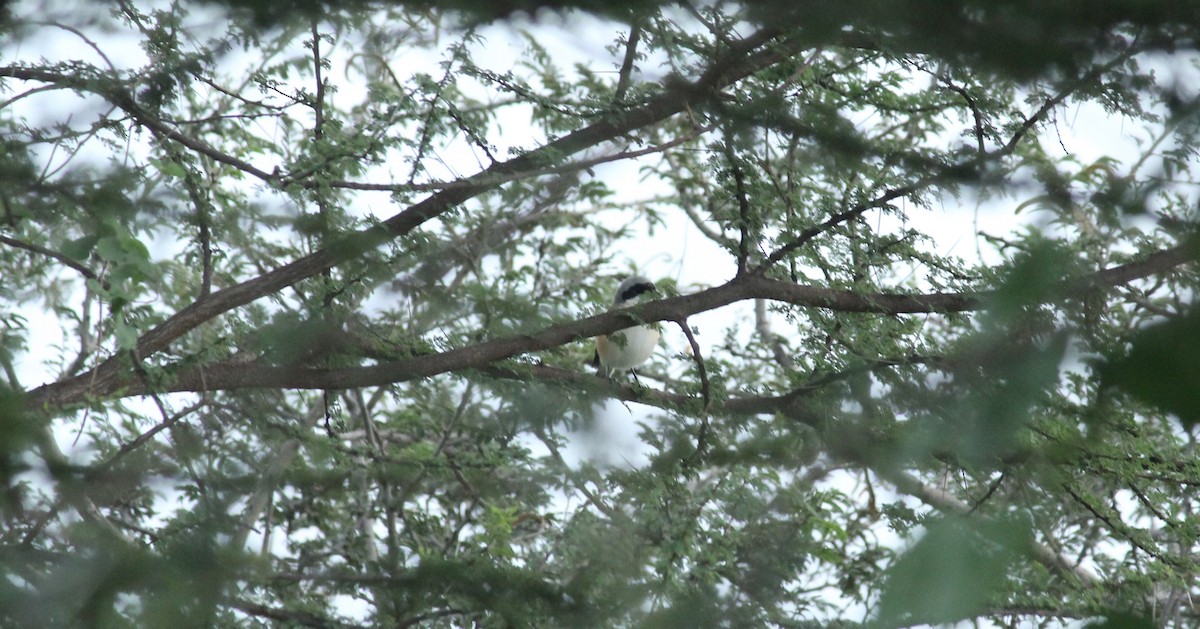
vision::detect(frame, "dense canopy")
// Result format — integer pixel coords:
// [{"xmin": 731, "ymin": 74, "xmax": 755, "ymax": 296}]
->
[{"xmin": 2, "ymin": 1, "xmax": 1199, "ymax": 627}]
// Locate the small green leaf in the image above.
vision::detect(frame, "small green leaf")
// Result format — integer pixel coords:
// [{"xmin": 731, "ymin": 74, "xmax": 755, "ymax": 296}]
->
[
  {"xmin": 1101, "ymin": 308, "xmax": 1200, "ymax": 430},
  {"xmin": 0, "ymin": 385, "xmax": 38, "ymax": 485},
  {"xmin": 874, "ymin": 517, "xmax": 1030, "ymax": 628},
  {"xmin": 114, "ymin": 320, "xmax": 139, "ymax": 350},
  {"xmin": 985, "ymin": 239, "xmax": 1081, "ymax": 324},
  {"xmin": 95, "ymin": 235, "xmax": 124, "ymax": 263},
  {"xmin": 118, "ymin": 232, "xmax": 151, "ymax": 261},
  {"xmin": 151, "ymin": 156, "xmax": 189, "ymax": 179},
  {"xmin": 62, "ymin": 234, "xmax": 100, "ymax": 260}
]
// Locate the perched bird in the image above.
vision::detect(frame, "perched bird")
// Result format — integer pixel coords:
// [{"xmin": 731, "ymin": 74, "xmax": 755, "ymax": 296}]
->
[{"xmin": 593, "ymin": 275, "xmax": 660, "ymax": 377}]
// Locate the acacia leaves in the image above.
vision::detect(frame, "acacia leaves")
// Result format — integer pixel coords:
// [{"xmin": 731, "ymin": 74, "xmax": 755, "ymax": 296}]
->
[
  {"xmin": 1102, "ymin": 305, "xmax": 1200, "ymax": 431},
  {"xmin": 3, "ymin": 1, "xmax": 1200, "ymax": 627},
  {"xmin": 875, "ymin": 516, "xmax": 1031, "ymax": 628}
]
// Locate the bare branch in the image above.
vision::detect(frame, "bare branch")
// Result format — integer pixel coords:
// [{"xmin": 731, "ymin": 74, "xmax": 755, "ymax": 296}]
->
[{"xmin": 614, "ymin": 19, "xmax": 643, "ymax": 102}]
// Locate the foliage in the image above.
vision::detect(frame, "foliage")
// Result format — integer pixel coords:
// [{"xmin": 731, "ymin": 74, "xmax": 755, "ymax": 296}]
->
[{"xmin": 1, "ymin": 1, "xmax": 1198, "ymax": 627}]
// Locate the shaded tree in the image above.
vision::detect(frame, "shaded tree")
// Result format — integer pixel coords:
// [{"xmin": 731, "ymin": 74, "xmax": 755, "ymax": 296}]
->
[{"xmin": 1, "ymin": 1, "xmax": 1199, "ymax": 626}]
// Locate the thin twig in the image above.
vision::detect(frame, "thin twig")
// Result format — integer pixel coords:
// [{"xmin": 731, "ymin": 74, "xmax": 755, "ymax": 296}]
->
[
  {"xmin": 614, "ymin": 19, "xmax": 643, "ymax": 102},
  {"xmin": 939, "ymin": 76, "xmax": 986, "ymax": 156},
  {"xmin": 966, "ymin": 470, "xmax": 1007, "ymax": 515},
  {"xmin": 675, "ymin": 318, "xmax": 711, "ymax": 412},
  {"xmin": 887, "ymin": 469, "xmax": 1102, "ymax": 587},
  {"xmin": 1062, "ymin": 483, "xmax": 1193, "ymax": 570},
  {"xmin": 0, "ymin": 234, "xmax": 103, "ymax": 286},
  {"xmin": 754, "ymin": 298, "xmax": 794, "ymax": 368},
  {"xmin": 724, "ymin": 133, "xmax": 754, "ymax": 275}
]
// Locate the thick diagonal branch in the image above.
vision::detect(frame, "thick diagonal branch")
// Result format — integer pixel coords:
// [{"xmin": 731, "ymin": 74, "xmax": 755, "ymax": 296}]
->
[
  {"xmin": 27, "ymin": 243, "xmax": 1190, "ymax": 407},
  {"xmin": 19, "ymin": 26, "xmax": 802, "ymax": 409}
]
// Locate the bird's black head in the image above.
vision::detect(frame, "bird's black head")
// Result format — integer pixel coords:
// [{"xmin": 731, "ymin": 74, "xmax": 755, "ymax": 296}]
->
[{"xmin": 615, "ymin": 275, "xmax": 656, "ymax": 305}]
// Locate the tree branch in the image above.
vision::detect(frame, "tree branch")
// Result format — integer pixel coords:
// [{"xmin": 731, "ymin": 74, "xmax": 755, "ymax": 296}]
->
[
  {"xmin": 675, "ymin": 317, "xmax": 712, "ymax": 464},
  {"xmin": 614, "ymin": 19, "xmax": 643, "ymax": 102},
  {"xmin": 0, "ymin": 66, "xmax": 280, "ymax": 182},
  {"xmin": 676, "ymin": 318, "xmax": 711, "ymax": 412},
  {"xmin": 757, "ymin": 52, "xmax": 1139, "ymax": 274},
  {"xmin": 20, "ymin": 26, "xmax": 805, "ymax": 411},
  {"xmin": 884, "ymin": 469, "xmax": 1103, "ymax": 587},
  {"xmin": 26, "ymin": 242, "xmax": 1189, "ymax": 408},
  {"xmin": 0, "ymin": 234, "xmax": 103, "ymax": 286},
  {"xmin": 756, "ymin": 179, "xmax": 928, "ymax": 271}
]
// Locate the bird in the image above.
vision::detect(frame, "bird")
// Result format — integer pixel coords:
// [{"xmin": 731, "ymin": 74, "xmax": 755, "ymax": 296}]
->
[{"xmin": 593, "ymin": 275, "xmax": 660, "ymax": 378}]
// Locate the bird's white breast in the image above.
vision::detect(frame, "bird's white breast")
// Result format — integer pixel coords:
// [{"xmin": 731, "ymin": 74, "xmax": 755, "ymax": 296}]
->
[{"xmin": 601, "ymin": 323, "xmax": 660, "ymax": 369}]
